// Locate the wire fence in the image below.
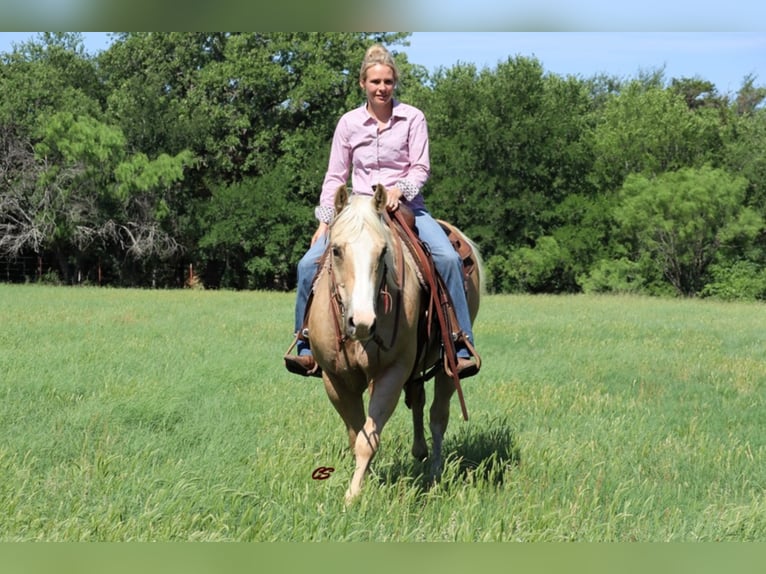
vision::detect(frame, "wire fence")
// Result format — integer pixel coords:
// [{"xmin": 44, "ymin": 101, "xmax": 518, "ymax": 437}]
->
[
  {"xmin": 0, "ymin": 254, "xmax": 44, "ymax": 283},
  {"xmin": 0, "ymin": 254, "xmax": 200, "ymax": 288},
  {"xmin": 0, "ymin": 254, "xmax": 107, "ymax": 285}
]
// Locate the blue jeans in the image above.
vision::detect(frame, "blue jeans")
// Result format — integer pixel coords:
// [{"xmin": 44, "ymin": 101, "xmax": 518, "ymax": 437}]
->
[
  {"xmin": 293, "ymin": 233, "xmax": 328, "ymax": 354},
  {"xmin": 293, "ymin": 209, "xmax": 475, "ymax": 354}
]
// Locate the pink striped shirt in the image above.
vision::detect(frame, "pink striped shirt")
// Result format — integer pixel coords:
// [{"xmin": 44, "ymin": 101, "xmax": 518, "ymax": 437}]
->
[{"xmin": 315, "ymin": 100, "xmax": 430, "ymax": 223}]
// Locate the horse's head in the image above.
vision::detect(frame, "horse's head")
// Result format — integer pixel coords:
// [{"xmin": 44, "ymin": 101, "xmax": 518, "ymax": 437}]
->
[{"xmin": 329, "ymin": 184, "xmax": 392, "ymax": 342}]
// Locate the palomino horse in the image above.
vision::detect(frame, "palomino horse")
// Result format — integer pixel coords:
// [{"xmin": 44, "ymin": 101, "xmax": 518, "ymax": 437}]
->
[{"xmin": 306, "ymin": 184, "xmax": 483, "ymax": 503}]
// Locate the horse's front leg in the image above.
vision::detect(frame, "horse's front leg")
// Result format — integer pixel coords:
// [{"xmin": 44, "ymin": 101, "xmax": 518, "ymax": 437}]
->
[
  {"xmin": 345, "ymin": 370, "xmax": 405, "ymax": 504},
  {"xmin": 322, "ymin": 373, "xmax": 365, "ymax": 453}
]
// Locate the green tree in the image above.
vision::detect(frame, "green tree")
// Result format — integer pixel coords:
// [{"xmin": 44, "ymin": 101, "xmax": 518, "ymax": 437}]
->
[
  {"xmin": 734, "ymin": 73, "xmax": 766, "ymax": 116},
  {"xmin": 699, "ymin": 75, "xmax": 766, "ymax": 300},
  {"xmin": 724, "ymin": 102, "xmax": 766, "ymax": 210},
  {"xmin": 670, "ymin": 76, "xmax": 725, "ymax": 111},
  {"xmin": 430, "ymin": 59, "xmax": 550, "ymax": 247},
  {"xmin": 590, "ymin": 80, "xmax": 723, "ymax": 193},
  {"xmin": 1, "ymin": 34, "xmax": 109, "ymax": 282},
  {"xmin": 609, "ymin": 166, "xmax": 759, "ymax": 296},
  {"xmin": 0, "ymin": 110, "xmax": 195, "ymax": 283},
  {"xmin": 0, "ymin": 32, "xmax": 104, "ymax": 130},
  {"xmin": 111, "ymin": 147, "xmax": 197, "ymax": 260},
  {"xmin": 199, "ymin": 165, "xmax": 311, "ymax": 290},
  {"xmin": 0, "ymin": 112, "xmax": 123, "ymax": 281},
  {"xmin": 100, "ymin": 32, "xmax": 408, "ymax": 183},
  {"xmin": 422, "ymin": 57, "xmax": 596, "ymax": 291}
]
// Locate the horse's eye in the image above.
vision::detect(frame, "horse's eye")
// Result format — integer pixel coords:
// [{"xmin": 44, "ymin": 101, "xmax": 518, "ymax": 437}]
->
[{"xmin": 331, "ymin": 245, "xmax": 341, "ymax": 258}]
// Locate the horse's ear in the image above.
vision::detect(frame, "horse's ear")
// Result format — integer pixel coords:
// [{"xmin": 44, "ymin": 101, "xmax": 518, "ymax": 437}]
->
[
  {"xmin": 372, "ymin": 184, "xmax": 386, "ymax": 213},
  {"xmin": 334, "ymin": 185, "xmax": 348, "ymax": 215}
]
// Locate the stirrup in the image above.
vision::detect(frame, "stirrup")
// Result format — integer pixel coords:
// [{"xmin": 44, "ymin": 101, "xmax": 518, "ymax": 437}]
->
[
  {"xmin": 455, "ymin": 356, "xmax": 479, "ymax": 379},
  {"xmin": 443, "ymin": 332, "xmax": 481, "ymax": 379},
  {"xmin": 284, "ymin": 353, "xmax": 322, "ymax": 377},
  {"xmin": 283, "ymin": 328, "xmax": 320, "ymax": 376}
]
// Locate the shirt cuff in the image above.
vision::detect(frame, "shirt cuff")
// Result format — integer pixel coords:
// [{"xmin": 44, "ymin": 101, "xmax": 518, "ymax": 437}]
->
[
  {"xmin": 397, "ymin": 179, "xmax": 420, "ymax": 202},
  {"xmin": 315, "ymin": 205, "xmax": 335, "ymax": 224}
]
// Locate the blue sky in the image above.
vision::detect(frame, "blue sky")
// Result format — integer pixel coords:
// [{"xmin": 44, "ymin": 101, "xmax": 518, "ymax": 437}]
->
[
  {"xmin": 401, "ymin": 0, "xmax": 765, "ymax": 32},
  {"xmin": 1, "ymin": 31, "xmax": 763, "ymax": 96},
  {"xmin": 404, "ymin": 32, "xmax": 765, "ymax": 95}
]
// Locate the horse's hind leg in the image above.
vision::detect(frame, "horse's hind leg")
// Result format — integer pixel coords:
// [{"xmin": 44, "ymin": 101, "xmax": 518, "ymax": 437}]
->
[
  {"xmin": 407, "ymin": 380, "xmax": 428, "ymax": 462},
  {"xmin": 429, "ymin": 371, "xmax": 456, "ymax": 480}
]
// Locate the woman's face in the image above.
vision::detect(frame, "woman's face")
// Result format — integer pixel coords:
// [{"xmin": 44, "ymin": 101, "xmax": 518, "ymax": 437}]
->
[{"xmin": 360, "ymin": 64, "xmax": 396, "ymax": 107}]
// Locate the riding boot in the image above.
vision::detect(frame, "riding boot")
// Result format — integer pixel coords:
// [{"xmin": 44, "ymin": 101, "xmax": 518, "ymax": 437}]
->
[
  {"xmin": 284, "ymin": 353, "xmax": 322, "ymax": 377},
  {"xmin": 284, "ymin": 337, "xmax": 322, "ymax": 378},
  {"xmin": 455, "ymin": 343, "xmax": 479, "ymax": 379}
]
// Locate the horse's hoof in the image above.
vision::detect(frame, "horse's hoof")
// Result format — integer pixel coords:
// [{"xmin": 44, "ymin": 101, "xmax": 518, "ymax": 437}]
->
[
  {"xmin": 412, "ymin": 445, "xmax": 428, "ymax": 462},
  {"xmin": 344, "ymin": 489, "xmax": 360, "ymax": 506}
]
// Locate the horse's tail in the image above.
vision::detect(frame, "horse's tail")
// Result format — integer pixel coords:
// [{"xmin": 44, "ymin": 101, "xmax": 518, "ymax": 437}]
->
[
  {"xmin": 460, "ymin": 231, "xmax": 486, "ymax": 296},
  {"xmin": 437, "ymin": 220, "xmax": 486, "ymax": 297}
]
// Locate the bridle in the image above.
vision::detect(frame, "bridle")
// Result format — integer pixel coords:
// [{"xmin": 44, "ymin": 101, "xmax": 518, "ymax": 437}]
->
[{"xmin": 326, "ymin": 212, "xmax": 405, "ymax": 355}]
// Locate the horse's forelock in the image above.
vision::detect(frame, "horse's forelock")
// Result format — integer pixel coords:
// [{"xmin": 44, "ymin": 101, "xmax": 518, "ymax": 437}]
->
[{"xmin": 332, "ymin": 194, "xmax": 388, "ymax": 244}]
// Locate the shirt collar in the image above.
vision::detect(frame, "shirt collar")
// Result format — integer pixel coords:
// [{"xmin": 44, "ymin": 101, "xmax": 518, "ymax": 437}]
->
[{"xmin": 359, "ymin": 99, "xmax": 406, "ymax": 124}]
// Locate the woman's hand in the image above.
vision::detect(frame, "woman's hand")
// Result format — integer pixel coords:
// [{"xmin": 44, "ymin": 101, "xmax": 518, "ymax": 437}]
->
[
  {"xmin": 386, "ymin": 186, "xmax": 403, "ymax": 211},
  {"xmin": 311, "ymin": 221, "xmax": 329, "ymax": 246}
]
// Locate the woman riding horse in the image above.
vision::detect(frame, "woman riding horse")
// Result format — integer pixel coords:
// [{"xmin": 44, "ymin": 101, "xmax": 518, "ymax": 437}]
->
[{"xmin": 285, "ymin": 43, "xmax": 479, "ymax": 380}]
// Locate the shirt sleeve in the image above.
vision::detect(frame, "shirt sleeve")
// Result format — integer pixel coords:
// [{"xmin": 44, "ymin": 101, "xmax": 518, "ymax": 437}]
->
[
  {"xmin": 315, "ymin": 115, "xmax": 351, "ymax": 223},
  {"xmin": 397, "ymin": 109, "xmax": 430, "ymax": 201}
]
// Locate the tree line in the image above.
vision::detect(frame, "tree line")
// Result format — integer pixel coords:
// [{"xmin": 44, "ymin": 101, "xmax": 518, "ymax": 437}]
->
[{"xmin": 1, "ymin": 32, "xmax": 765, "ymax": 299}]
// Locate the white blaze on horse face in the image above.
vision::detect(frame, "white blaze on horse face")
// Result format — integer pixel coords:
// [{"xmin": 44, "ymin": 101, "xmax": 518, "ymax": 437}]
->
[{"xmin": 345, "ymin": 232, "xmax": 383, "ymax": 341}]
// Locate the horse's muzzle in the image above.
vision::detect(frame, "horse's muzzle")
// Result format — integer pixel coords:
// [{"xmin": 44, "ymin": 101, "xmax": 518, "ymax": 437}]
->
[{"xmin": 347, "ymin": 316, "xmax": 376, "ymax": 341}]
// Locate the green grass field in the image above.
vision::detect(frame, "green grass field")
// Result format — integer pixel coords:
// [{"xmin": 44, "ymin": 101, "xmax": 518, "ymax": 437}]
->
[{"xmin": 1, "ymin": 284, "xmax": 764, "ymax": 541}]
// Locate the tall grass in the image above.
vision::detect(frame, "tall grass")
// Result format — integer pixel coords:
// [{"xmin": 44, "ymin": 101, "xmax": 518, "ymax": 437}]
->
[{"xmin": 1, "ymin": 285, "xmax": 764, "ymax": 541}]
